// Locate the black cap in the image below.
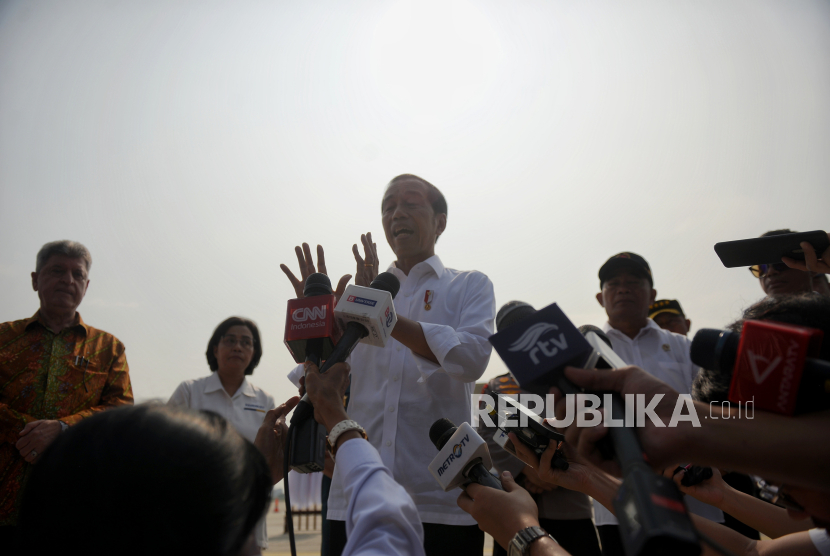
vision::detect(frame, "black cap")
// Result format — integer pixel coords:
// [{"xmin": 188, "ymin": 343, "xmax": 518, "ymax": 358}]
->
[
  {"xmin": 649, "ymin": 299, "xmax": 685, "ymax": 319},
  {"xmin": 598, "ymin": 252, "xmax": 653, "ymax": 287}
]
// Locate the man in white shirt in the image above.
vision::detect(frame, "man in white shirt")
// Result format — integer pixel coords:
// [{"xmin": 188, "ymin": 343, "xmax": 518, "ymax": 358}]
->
[
  {"xmin": 284, "ymin": 174, "xmax": 495, "ymax": 556},
  {"xmin": 592, "ymin": 252, "xmax": 724, "ymax": 556}
]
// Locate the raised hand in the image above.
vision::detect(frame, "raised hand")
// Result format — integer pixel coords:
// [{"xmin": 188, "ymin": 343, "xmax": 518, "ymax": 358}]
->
[
  {"xmin": 254, "ymin": 397, "xmax": 300, "ymax": 485},
  {"xmin": 280, "ymin": 243, "xmax": 351, "ymax": 301},
  {"xmin": 351, "ymin": 232, "xmax": 379, "ymax": 287}
]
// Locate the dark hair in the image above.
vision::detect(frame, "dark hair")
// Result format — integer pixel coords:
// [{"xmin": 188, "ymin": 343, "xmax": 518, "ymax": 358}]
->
[
  {"xmin": 693, "ymin": 294, "xmax": 830, "ymax": 404},
  {"xmin": 19, "ymin": 404, "xmax": 272, "ymax": 556},
  {"xmin": 387, "ymin": 174, "xmax": 448, "ymax": 217},
  {"xmin": 761, "ymin": 228, "xmax": 796, "ymax": 237},
  {"xmin": 206, "ymin": 316, "xmax": 262, "ymax": 375}
]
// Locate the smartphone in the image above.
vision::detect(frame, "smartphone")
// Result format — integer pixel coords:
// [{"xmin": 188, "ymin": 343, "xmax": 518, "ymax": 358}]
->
[{"xmin": 714, "ymin": 230, "xmax": 829, "ymax": 268}]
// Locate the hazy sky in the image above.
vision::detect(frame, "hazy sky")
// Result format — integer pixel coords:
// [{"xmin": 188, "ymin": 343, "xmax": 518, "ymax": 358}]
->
[{"xmin": 1, "ymin": 0, "xmax": 829, "ymax": 405}]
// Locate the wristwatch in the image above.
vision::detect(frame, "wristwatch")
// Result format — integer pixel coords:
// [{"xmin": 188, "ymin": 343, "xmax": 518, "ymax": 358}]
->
[
  {"xmin": 326, "ymin": 420, "xmax": 367, "ymax": 457},
  {"xmin": 508, "ymin": 526, "xmax": 555, "ymax": 556}
]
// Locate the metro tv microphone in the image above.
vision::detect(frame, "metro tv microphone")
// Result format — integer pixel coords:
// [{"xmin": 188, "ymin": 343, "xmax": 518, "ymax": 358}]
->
[
  {"xmin": 491, "ymin": 301, "xmax": 701, "ymax": 556},
  {"xmin": 428, "ymin": 419, "xmax": 503, "ymax": 491},
  {"xmin": 691, "ymin": 320, "xmax": 829, "ymax": 415}
]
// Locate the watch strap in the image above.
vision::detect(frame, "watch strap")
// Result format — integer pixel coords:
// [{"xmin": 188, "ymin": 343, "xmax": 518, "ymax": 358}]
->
[
  {"xmin": 509, "ymin": 526, "xmax": 554, "ymax": 556},
  {"xmin": 326, "ymin": 420, "xmax": 366, "ymax": 456}
]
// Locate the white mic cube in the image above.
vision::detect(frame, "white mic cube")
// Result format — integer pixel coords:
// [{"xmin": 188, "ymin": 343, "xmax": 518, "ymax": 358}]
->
[
  {"xmin": 428, "ymin": 422, "xmax": 494, "ymax": 492},
  {"xmin": 335, "ymin": 284, "xmax": 398, "ymax": 347}
]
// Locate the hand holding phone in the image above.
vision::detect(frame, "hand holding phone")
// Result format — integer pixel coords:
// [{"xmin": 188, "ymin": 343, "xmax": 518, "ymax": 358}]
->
[{"xmin": 782, "ymin": 232, "xmax": 830, "ymax": 274}]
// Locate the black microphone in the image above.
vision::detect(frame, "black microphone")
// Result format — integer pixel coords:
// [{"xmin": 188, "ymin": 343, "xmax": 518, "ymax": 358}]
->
[
  {"xmin": 690, "ymin": 320, "xmax": 829, "ymax": 415},
  {"xmin": 318, "ymin": 272, "xmax": 401, "ymax": 374},
  {"xmin": 289, "ymin": 273, "xmax": 402, "ymax": 473},
  {"xmin": 428, "ymin": 418, "xmax": 504, "ymax": 491}
]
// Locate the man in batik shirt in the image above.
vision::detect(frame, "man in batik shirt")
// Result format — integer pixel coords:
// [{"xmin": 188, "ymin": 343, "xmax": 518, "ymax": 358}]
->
[{"xmin": 0, "ymin": 240, "xmax": 133, "ymax": 541}]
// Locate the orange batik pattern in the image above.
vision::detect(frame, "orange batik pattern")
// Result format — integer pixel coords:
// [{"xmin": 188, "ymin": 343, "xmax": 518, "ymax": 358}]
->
[{"xmin": 0, "ymin": 312, "xmax": 133, "ymax": 525}]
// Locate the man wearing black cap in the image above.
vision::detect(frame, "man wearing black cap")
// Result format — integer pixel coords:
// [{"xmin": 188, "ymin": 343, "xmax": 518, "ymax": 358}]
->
[
  {"xmin": 593, "ymin": 253, "xmax": 723, "ymax": 556},
  {"xmin": 649, "ymin": 299, "xmax": 691, "ymax": 336}
]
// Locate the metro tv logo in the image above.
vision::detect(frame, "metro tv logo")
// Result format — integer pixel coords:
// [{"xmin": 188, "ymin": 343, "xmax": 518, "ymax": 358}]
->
[
  {"xmin": 436, "ymin": 434, "xmax": 469, "ymax": 477},
  {"xmin": 292, "ymin": 306, "xmax": 326, "ymax": 322}
]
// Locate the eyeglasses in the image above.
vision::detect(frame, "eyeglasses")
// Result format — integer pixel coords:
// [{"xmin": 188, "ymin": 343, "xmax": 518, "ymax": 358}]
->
[
  {"xmin": 220, "ymin": 336, "xmax": 255, "ymax": 349},
  {"xmin": 755, "ymin": 479, "xmax": 804, "ymax": 512},
  {"xmin": 749, "ymin": 263, "xmax": 788, "ymax": 278}
]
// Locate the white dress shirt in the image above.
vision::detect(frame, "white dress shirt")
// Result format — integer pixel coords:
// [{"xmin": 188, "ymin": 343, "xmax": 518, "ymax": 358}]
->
[
  {"xmin": 592, "ymin": 319, "xmax": 725, "ymax": 526},
  {"xmin": 289, "ymin": 255, "xmax": 495, "ymax": 525},
  {"xmin": 168, "ymin": 373, "xmax": 276, "ymax": 547},
  {"xmin": 336, "ymin": 438, "xmax": 426, "ymax": 556}
]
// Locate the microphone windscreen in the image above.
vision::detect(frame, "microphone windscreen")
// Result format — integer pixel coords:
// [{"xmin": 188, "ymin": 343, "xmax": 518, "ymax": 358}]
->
[
  {"xmin": 429, "ymin": 418, "xmax": 457, "ymax": 451},
  {"xmin": 304, "ymin": 273, "xmax": 333, "ymax": 297},
  {"xmin": 370, "ymin": 272, "xmax": 401, "ymax": 299},
  {"xmin": 496, "ymin": 301, "xmax": 537, "ymax": 332},
  {"xmin": 579, "ymin": 324, "xmax": 613, "ymax": 348},
  {"xmin": 690, "ymin": 329, "xmax": 740, "ymax": 372}
]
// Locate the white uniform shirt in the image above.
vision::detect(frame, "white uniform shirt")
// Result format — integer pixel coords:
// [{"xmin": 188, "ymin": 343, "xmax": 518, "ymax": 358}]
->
[
  {"xmin": 289, "ymin": 255, "xmax": 495, "ymax": 525},
  {"xmin": 168, "ymin": 373, "xmax": 276, "ymax": 547},
  {"xmin": 592, "ymin": 319, "xmax": 725, "ymax": 526},
  {"xmin": 336, "ymin": 438, "xmax": 425, "ymax": 556}
]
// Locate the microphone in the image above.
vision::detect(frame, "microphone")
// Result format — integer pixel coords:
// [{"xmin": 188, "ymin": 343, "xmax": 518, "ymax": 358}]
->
[
  {"xmin": 491, "ymin": 301, "xmax": 700, "ymax": 556},
  {"xmin": 283, "ymin": 274, "xmax": 341, "ymax": 473},
  {"xmin": 284, "ymin": 273, "xmax": 341, "ymax": 365},
  {"xmin": 691, "ymin": 320, "xmax": 829, "ymax": 415},
  {"xmin": 318, "ymin": 272, "xmax": 401, "ymax": 373},
  {"xmin": 428, "ymin": 419, "xmax": 504, "ymax": 491},
  {"xmin": 289, "ymin": 273, "xmax": 401, "ymax": 473}
]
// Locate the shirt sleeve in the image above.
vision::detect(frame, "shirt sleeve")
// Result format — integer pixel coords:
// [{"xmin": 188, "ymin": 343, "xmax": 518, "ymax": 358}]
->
[
  {"xmin": 810, "ymin": 528, "xmax": 830, "ymax": 556},
  {"xmin": 167, "ymin": 381, "xmax": 191, "ymax": 407},
  {"xmin": 287, "ymin": 363, "xmax": 304, "ymax": 389},
  {"xmin": 336, "ymin": 438, "xmax": 425, "ymax": 556},
  {"xmin": 61, "ymin": 342, "xmax": 133, "ymax": 426},
  {"xmin": 416, "ymin": 272, "xmax": 496, "ymax": 383}
]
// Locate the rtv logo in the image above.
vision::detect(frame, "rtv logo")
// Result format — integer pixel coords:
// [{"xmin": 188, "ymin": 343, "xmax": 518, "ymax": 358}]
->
[
  {"xmin": 507, "ymin": 322, "xmax": 568, "ymax": 365},
  {"xmin": 292, "ymin": 306, "xmax": 326, "ymax": 322},
  {"xmin": 385, "ymin": 306, "xmax": 393, "ymax": 327}
]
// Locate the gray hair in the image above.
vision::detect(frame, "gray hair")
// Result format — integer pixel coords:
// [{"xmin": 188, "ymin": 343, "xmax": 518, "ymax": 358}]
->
[{"xmin": 36, "ymin": 240, "xmax": 92, "ymax": 273}]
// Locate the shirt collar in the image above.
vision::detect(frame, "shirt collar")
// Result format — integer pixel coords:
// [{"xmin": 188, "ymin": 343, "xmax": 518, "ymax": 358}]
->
[
  {"xmin": 387, "ymin": 255, "xmax": 445, "ymax": 282},
  {"xmin": 25, "ymin": 310, "xmax": 88, "ymax": 335},
  {"xmin": 204, "ymin": 372, "xmax": 256, "ymax": 398},
  {"xmin": 603, "ymin": 319, "xmax": 660, "ymax": 342}
]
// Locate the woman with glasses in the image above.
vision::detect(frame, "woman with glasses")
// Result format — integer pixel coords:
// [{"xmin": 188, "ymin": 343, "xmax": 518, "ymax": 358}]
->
[{"xmin": 169, "ymin": 316, "xmax": 276, "ymax": 555}]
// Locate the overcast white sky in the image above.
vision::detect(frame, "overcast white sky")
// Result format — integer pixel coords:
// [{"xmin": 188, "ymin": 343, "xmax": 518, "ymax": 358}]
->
[{"xmin": 1, "ymin": 0, "xmax": 829, "ymax": 405}]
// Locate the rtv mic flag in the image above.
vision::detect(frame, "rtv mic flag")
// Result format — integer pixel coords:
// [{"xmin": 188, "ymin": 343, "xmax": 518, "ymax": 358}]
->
[
  {"xmin": 489, "ymin": 302, "xmax": 594, "ymax": 393},
  {"xmin": 428, "ymin": 419, "xmax": 503, "ymax": 492},
  {"xmin": 284, "ymin": 274, "xmax": 341, "ymax": 364},
  {"xmin": 691, "ymin": 320, "xmax": 829, "ymax": 415}
]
